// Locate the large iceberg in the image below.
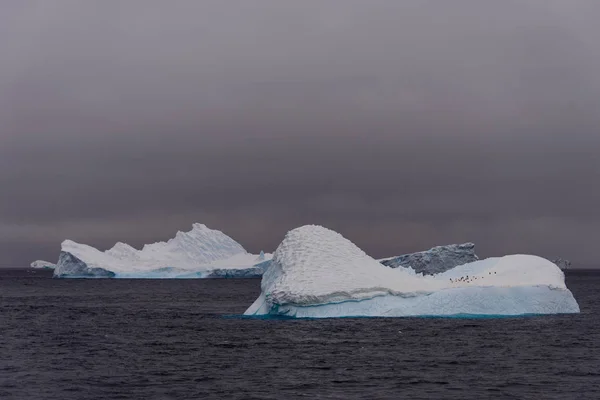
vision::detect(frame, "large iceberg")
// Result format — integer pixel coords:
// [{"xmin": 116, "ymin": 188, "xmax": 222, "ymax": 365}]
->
[
  {"xmin": 244, "ymin": 225, "xmax": 580, "ymax": 318},
  {"xmin": 53, "ymin": 223, "xmax": 272, "ymax": 278},
  {"xmin": 30, "ymin": 260, "xmax": 57, "ymax": 269},
  {"xmin": 379, "ymin": 243, "xmax": 479, "ymax": 275}
]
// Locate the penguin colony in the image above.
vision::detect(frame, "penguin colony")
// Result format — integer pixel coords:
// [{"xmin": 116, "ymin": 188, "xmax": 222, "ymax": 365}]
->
[{"xmin": 450, "ymin": 271, "xmax": 497, "ymax": 284}]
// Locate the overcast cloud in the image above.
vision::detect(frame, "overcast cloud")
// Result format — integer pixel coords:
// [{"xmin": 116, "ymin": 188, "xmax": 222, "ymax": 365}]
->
[{"xmin": 1, "ymin": 1, "xmax": 600, "ymax": 266}]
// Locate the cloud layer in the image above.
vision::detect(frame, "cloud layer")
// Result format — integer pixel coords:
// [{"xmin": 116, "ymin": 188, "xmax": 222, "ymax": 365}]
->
[{"xmin": 2, "ymin": 1, "xmax": 600, "ymax": 266}]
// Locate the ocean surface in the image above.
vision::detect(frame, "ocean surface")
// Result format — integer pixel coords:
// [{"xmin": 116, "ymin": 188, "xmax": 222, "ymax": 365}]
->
[{"xmin": 1, "ymin": 269, "xmax": 599, "ymax": 400}]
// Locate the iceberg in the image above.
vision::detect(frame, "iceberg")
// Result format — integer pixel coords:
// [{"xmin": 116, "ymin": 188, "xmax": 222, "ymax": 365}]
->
[
  {"xmin": 53, "ymin": 223, "xmax": 272, "ymax": 278},
  {"xmin": 379, "ymin": 243, "xmax": 478, "ymax": 275},
  {"xmin": 244, "ymin": 225, "xmax": 580, "ymax": 318},
  {"xmin": 552, "ymin": 258, "xmax": 572, "ymax": 270},
  {"xmin": 30, "ymin": 260, "xmax": 57, "ymax": 269}
]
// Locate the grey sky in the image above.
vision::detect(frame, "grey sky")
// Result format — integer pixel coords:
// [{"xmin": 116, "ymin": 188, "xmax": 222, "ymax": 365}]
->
[{"xmin": 1, "ymin": 1, "xmax": 600, "ymax": 266}]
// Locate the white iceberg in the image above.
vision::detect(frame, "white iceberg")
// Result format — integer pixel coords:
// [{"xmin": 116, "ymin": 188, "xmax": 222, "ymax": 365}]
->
[
  {"xmin": 30, "ymin": 260, "xmax": 57, "ymax": 269},
  {"xmin": 244, "ymin": 225, "xmax": 580, "ymax": 318},
  {"xmin": 53, "ymin": 223, "xmax": 272, "ymax": 278}
]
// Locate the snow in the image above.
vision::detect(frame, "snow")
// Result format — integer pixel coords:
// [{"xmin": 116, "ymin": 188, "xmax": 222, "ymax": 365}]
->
[
  {"xmin": 244, "ymin": 225, "xmax": 580, "ymax": 318},
  {"xmin": 53, "ymin": 224, "xmax": 272, "ymax": 278},
  {"xmin": 30, "ymin": 260, "xmax": 56, "ymax": 269}
]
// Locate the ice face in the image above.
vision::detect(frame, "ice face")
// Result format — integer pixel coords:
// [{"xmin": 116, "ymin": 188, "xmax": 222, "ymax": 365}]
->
[
  {"xmin": 244, "ymin": 225, "xmax": 580, "ymax": 318},
  {"xmin": 53, "ymin": 224, "xmax": 272, "ymax": 278},
  {"xmin": 30, "ymin": 260, "xmax": 57, "ymax": 269},
  {"xmin": 380, "ymin": 243, "xmax": 479, "ymax": 275},
  {"xmin": 205, "ymin": 265, "xmax": 267, "ymax": 279},
  {"xmin": 54, "ymin": 252, "xmax": 115, "ymax": 278},
  {"xmin": 552, "ymin": 258, "xmax": 572, "ymax": 270}
]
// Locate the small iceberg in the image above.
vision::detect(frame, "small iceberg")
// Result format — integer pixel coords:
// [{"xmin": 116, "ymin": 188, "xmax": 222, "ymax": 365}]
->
[{"xmin": 30, "ymin": 260, "xmax": 57, "ymax": 270}]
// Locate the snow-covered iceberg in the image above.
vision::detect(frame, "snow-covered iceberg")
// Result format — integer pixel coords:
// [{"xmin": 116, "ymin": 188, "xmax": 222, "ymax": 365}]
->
[
  {"xmin": 30, "ymin": 260, "xmax": 57, "ymax": 269},
  {"xmin": 380, "ymin": 243, "xmax": 479, "ymax": 275},
  {"xmin": 53, "ymin": 223, "xmax": 272, "ymax": 278},
  {"xmin": 244, "ymin": 225, "xmax": 580, "ymax": 318}
]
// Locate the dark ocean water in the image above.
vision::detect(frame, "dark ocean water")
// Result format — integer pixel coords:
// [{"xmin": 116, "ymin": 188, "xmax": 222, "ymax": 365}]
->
[{"xmin": 1, "ymin": 269, "xmax": 599, "ymax": 400}]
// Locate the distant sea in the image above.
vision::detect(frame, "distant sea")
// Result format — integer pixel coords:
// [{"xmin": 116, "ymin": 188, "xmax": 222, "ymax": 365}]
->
[{"xmin": 1, "ymin": 269, "xmax": 599, "ymax": 399}]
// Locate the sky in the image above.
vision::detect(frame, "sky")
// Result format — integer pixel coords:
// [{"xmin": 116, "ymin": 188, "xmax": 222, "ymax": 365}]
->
[{"xmin": 1, "ymin": 1, "xmax": 600, "ymax": 267}]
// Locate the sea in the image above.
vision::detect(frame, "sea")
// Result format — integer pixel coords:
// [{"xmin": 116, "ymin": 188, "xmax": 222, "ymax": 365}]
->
[{"xmin": 1, "ymin": 268, "xmax": 599, "ymax": 400}]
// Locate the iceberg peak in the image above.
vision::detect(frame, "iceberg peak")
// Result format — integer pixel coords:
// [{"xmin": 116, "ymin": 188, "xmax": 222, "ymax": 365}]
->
[
  {"xmin": 141, "ymin": 223, "xmax": 248, "ymax": 265},
  {"xmin": 254, "ymin": 225, "xmax": 433, "ymax": 311},
  {"xmin": 191, "ymin": 223, "xmax": 210, "ymax": 230}
]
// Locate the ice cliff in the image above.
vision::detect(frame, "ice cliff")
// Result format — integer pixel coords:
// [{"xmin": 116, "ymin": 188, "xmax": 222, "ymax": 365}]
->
[
  {"xmin": 380, "ymin": 243, "xmax": 478, "ymax": 275},
  {"xmin": 244, "ymin": 225, "xmax": 580, "ymax": 318},
  {"xmin": 53, "ymin": 223, "xmax": 272, "ymax": 278}
]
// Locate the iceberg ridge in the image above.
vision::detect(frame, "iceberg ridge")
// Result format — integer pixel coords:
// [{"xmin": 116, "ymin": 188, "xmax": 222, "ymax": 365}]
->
[{"xmin": 380, "ymin": 243, "xmax": 478, "ymax": 275}]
